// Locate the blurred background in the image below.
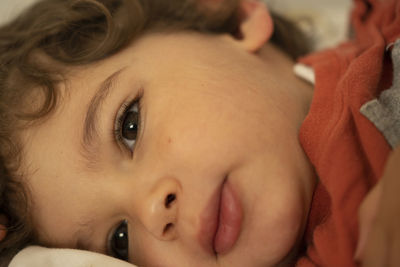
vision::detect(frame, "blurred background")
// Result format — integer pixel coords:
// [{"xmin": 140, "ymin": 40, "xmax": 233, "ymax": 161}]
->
[
  {"xmin": 0, "ymin": 0, "xmax": 353, "ymax": 50},
  {"xmin": 264, "ymin": 0, "xmax": 353, "ymax": 50},
  {"xmin": 0, "ymin": 0, "xmax": 38, "ymax": 25}
]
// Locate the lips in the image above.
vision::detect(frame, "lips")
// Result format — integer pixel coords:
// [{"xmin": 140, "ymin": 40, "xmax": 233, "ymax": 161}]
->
[{"xmin": 197, "ymin": 179, "xmax": 243, "ymax": 255}]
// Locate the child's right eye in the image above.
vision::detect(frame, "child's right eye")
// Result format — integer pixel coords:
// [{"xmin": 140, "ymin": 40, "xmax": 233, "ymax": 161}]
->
[
  {"xmin": 109, "ymin": 220, "xmax": 129, "ymax": 261},
  {"xmin": 114, "ymin": 93, "xmax": 143, "ymax": 152}
]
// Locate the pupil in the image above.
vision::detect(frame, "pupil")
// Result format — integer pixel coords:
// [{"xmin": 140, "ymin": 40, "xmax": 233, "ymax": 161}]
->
[
  {"xmin": 112, "ymin": 222, "xmax": 128, "ymax": 260},
  {"xmin": 122, "ymin": 111, "xmax": 138, "ymax": 140},
  {"xmin": 114, "ymin": 231, "xmax": 127, "ymax": 250}
]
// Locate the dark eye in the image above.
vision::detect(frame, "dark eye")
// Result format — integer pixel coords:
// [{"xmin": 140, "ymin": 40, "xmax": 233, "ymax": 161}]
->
[
  {"xmin": 120, "ymin": 102, "xmax": 140, "ymax": 150},
  {"xmin": 110, "ymin": 220, "xmax": 129, "ymax": 261}
]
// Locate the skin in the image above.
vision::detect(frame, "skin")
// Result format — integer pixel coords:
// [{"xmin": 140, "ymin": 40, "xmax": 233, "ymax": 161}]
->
[
  {"xmin": 20, "ymin": 2, "xmax": 316, "ymax": 266},
  {"xmin": 356, "ymin": 146, "xmax": 400, "ymax": 267}
]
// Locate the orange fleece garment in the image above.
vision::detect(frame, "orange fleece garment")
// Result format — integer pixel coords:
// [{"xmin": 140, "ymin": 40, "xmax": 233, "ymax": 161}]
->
[{"xmin": 295, "ymin": 0, "xmax": 400, "ymax": 266}]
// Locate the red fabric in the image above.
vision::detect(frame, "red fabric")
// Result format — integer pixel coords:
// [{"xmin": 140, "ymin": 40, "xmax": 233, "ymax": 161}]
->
[{"xmin": 295, "ymin": 0, "xmax": 400, "ymax": 266}]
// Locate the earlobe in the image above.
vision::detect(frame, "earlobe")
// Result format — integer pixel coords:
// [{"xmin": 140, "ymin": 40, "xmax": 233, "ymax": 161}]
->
[{"xmin": 237, "ymin": 0, "xmax": 274, "ymax": 52}]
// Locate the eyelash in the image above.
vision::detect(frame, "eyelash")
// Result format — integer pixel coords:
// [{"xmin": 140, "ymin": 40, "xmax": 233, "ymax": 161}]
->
[{"xmin": 114, "ymin": 90, "xmax": 143, "ymax": 152}]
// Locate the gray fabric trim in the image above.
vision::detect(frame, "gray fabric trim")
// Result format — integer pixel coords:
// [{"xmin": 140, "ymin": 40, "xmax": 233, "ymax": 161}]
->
[{"xmin": 360, "ymin": 39, "xmax": 400, "ymax": 148}]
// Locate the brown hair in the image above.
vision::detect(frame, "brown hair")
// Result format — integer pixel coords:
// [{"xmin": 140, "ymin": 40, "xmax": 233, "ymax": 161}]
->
[{"xmin": 0, "ymin": 0, "xmax": 310, "ymax": 265}]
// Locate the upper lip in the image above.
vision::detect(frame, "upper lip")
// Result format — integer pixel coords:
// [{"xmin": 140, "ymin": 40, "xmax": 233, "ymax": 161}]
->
[{"xmin": 197, "ymin": 178, "xmax": 226, "ymax": 255}]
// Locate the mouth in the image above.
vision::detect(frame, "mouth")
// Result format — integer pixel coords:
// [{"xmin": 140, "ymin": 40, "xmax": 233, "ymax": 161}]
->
[{"xmin": 197, "ymin": 178, "xmax": 243, "ymax": 256}]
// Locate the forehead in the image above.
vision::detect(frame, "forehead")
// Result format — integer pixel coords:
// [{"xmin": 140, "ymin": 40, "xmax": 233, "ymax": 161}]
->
[{"xmin": 60, "ymin": 32, "xmax": 245, "ymax": 96}]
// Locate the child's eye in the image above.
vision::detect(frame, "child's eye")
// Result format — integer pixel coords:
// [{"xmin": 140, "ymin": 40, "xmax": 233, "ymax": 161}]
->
[
  {"xmin": 115, "ymin": 96, "xmax": 142, "ymax": 152},
  {"xmin": 109, "ymin": 220, "xmax": 129, "ymax": 261}
]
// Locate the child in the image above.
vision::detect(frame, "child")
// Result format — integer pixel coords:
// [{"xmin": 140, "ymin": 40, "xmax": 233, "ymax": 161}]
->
[{"xmin": 0, "ymin": 0, "xmax": 399, "ymax": 266}]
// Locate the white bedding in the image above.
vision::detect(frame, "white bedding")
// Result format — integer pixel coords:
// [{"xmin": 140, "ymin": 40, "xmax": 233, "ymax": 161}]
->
[
  {"xmin": 1, "ymin": 0, "xmax": 351, "ymax": 266},
  {"xmin": 9, "ymin": 246, "xmax": 136, "ymax": 267}
]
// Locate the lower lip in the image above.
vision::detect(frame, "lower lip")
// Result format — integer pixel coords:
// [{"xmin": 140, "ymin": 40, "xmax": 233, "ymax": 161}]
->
[{"xmin": 213, "ymin": 180, "xmax": 243, "ymax": 255}]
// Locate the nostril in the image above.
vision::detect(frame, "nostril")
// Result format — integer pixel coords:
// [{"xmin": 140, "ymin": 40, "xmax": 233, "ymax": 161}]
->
[
  {"xmin": 163, "ymin": 223, "xmax": 173, "ymax": 235},
  {"xmin": 165, "ymin": 193, "xmax": 176, "ymax": 208}
]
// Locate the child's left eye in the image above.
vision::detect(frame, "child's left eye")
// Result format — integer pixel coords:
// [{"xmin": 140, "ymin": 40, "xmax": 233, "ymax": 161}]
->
[
  {"xmin": 109, "ymin": 220, "xmax": 129, "ymax": 261},
  {"xmin": 115, "ymin": 97, "xmax": 141, "ymax": 152}
]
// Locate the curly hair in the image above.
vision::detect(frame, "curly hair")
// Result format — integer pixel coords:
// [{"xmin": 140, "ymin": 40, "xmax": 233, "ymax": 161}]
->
[{"xmin": 0, "ymin": 0, "xmax": 310, "ymax": 265}]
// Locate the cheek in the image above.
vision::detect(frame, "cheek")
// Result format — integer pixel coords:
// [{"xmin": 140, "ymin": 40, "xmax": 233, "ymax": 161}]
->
[
  {"xmin": 143, "ymin": 91, "xmax": 237, "ymax": 157},
  {"xmin": 228, "ymin": 156, "xmax": 308, "ymax": 264},
  {"xmin": 249, "ymin": 195, "xmax": 305, "ymax": 265}
]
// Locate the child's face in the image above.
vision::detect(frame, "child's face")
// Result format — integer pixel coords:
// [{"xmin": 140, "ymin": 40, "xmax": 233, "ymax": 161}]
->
[{"xmin": 22, "ymin": 32, "xmax": 315, "ymax": 266}]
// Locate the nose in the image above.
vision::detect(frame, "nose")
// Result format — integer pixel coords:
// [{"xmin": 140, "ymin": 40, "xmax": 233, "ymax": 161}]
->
[{"xmin": 139, "ymin": 177, "xmax": 181, "ymax": 241}]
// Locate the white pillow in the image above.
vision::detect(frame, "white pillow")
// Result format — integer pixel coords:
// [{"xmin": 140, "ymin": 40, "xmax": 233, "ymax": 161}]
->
[{"xmin": 10, "ymin": 246, "xmax": 137, "ymax": 267}]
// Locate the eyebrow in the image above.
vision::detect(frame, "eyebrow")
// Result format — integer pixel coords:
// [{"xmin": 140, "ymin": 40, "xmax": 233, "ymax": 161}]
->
[{"xmin": 81, "ymin": 68, "xmax": 125, "ymax": 167}]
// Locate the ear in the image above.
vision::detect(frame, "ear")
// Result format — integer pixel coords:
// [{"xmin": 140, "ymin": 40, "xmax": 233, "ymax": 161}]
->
[{"xmin": 237, "ymin": 0, "xmax": 274, "ymax": 52}]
